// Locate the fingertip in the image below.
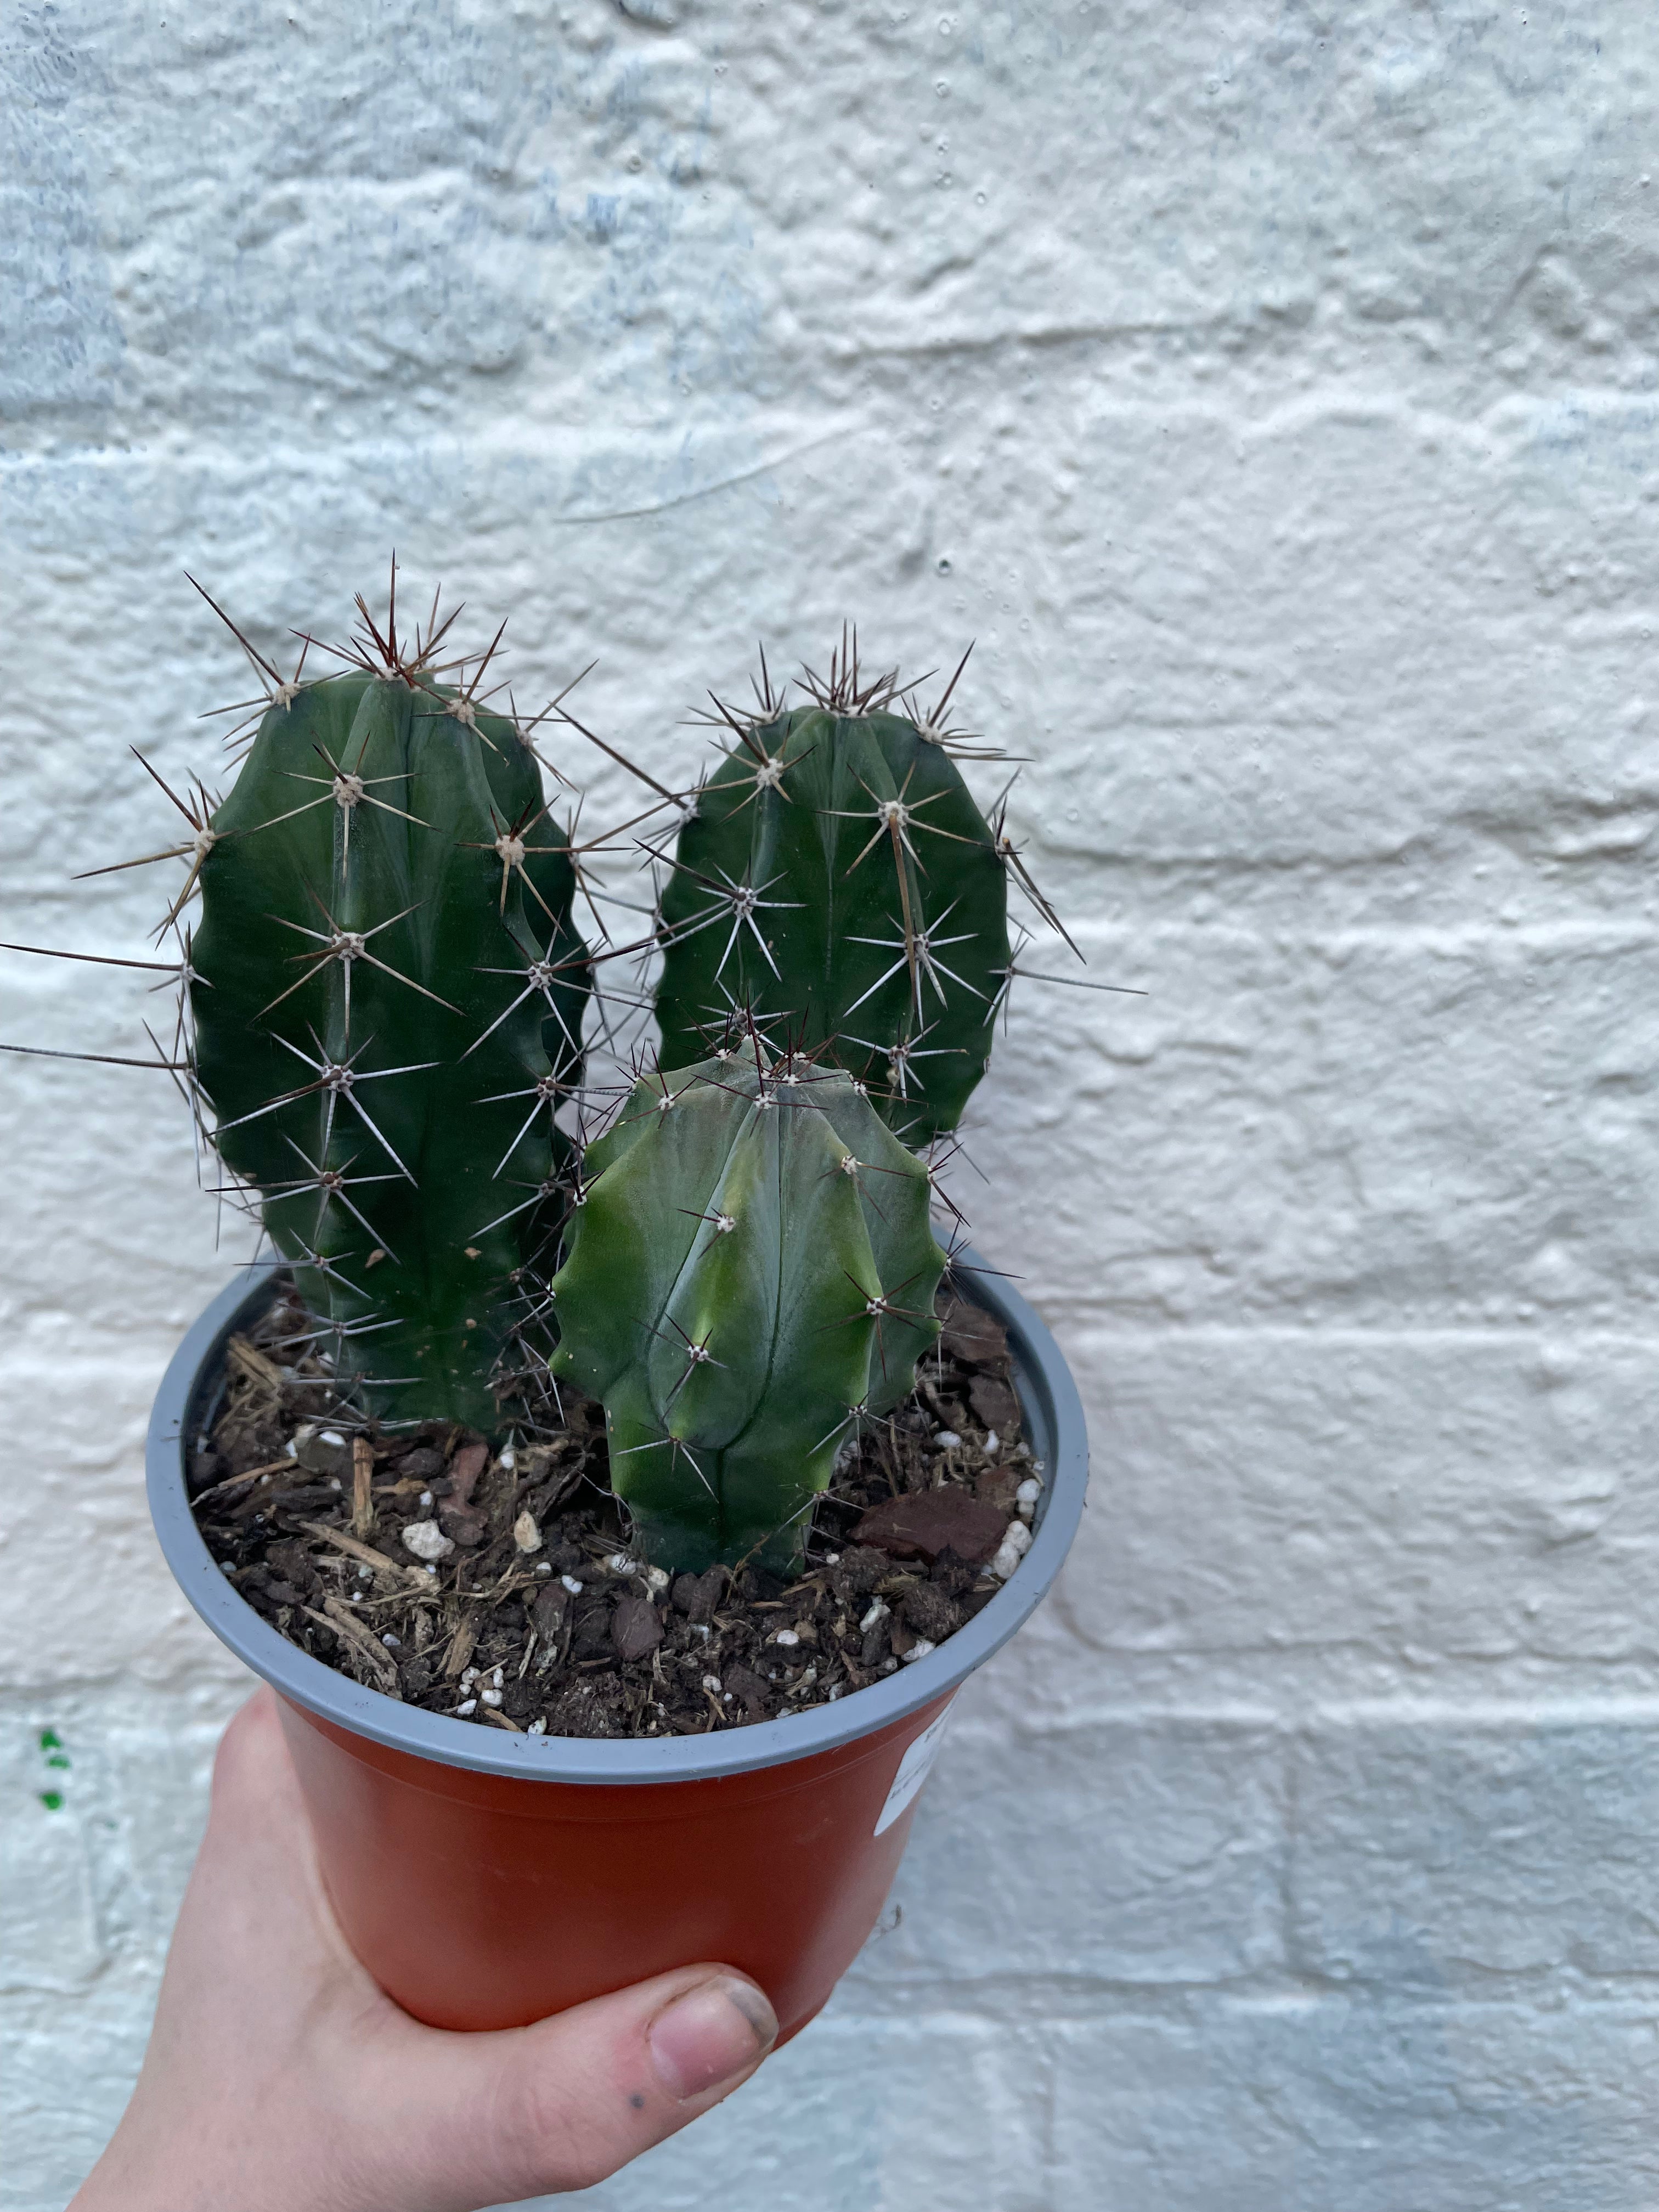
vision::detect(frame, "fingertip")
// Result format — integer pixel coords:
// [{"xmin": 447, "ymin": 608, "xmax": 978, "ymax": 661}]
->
[{"xmin": 647, "ymin": 1973, "xmax": 778, "ymax": 2103}]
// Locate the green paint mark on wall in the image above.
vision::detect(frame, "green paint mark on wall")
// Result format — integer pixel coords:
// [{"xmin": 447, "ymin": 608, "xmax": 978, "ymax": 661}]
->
[{"xmin": 36, "ymin": 1728, "xmax": 71, "ymax": 1806}]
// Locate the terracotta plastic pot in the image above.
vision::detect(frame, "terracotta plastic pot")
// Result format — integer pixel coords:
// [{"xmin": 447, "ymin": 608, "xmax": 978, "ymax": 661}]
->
[{"xmin": 148, "ymin": 1252, "xmax": 1088, "ymax": 2040}]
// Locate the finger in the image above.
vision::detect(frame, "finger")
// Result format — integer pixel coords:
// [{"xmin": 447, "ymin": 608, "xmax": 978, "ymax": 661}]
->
[
  {"xmin": 186, "ymin": 1690, "xmax": 362, "ymax": 1984},
  {"xmin": 357, "ymin": 1963, "xmax": 779, "ymax": 2211}
]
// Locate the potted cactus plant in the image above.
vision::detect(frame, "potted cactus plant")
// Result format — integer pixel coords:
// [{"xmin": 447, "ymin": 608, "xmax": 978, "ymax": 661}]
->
[{"xmin": 11, "ymin": 583, "xmax": 1089, "ymax": 2041}]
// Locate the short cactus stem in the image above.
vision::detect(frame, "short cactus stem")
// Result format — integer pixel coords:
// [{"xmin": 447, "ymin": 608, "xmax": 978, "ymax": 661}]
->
[
  {"xmin": 549, "ymin": 1047, "xmax": 949, "ymax": 1573},
  {"xmin": 653, "ymin": 668, "xmax": 1010, "ymax": 1149}
]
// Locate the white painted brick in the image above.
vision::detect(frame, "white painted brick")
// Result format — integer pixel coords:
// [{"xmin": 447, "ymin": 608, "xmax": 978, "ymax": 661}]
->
[
  {"xmin": 4, "ymin": 1988, "xmax": 161, "ymax": 2212},
  {"xmin": 1046, "ymin": 1999, "xmax": 1659, "ymax": 2212},
  {"xmin": 956, "ymin": 924, "xmax": 1659, "ymax": 1329},
  {"xmin": 0, "ymin": 1685, "xmax": 244, "ymax": 2212},
  {"xmin": 849, "ymin": 1716, "xmax": 1286, "ymax": 1988},
  {"xmin": 1289, "ymin": 1720, "xmax": 1659, "ymax": 1989},
  {"xmin": 1049, "ymin": 1331, "xmax": 1659, "ymax": 1689}
]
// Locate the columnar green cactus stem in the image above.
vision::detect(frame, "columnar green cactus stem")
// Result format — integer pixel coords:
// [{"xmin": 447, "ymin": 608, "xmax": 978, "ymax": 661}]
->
[
  {"xmin": 548, "ymin": 1047, "xmax": 949, "ymax": 1572},
  {"xmin": 190, "ymin": 643, "xmax": 589, "ymax": 1431},
  {"xmin": 653, "ymin": 666, "xmax": 1011, "ymax": 1149}
]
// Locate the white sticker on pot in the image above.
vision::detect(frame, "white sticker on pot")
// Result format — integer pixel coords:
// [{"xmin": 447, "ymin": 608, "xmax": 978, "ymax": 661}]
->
[{"xmin": 874, "ymin": 1703, "xmax": 955, "ymax": 1837}]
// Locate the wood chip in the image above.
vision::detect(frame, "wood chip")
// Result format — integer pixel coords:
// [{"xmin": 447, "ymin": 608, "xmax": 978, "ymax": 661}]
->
[
  {"xmin": 225, "ymin": 1334, "xmax": 285, "ymax": 1393},
  {"xmin": 303, "ymin": 1600, "xmax": 401, "ymax": 1695},
  {"xmin": 612, "ymin": 1592, "xmax": 665, "ymax": 1661},
  {"xmin": 482, "ymin": 1706, "xmax": 523, "ymax": 1731},
  {"xmin": 851, "ymin": 1488, "xmax": 1007, "ymax": 1565},
  {"xmin": 442, "ymin": 1615, "xmax": 477, "ymax": 1679},
  {"xmin": 295, "ymin": 1519, "xmax": 428, "ymax": 1590},
  {"xmin": 968, "ymin": 1373, "xmax": 1020, "ymax": 1435},
  {"xmin": 447, "ymin": 1438, "xmax": 489, "ymax": 1508},
  {"xmin": 351, "ymin": 1436, "xmax": 374, "ymax": 1540},
  {"xmin": 189, "ymin": 1457, "xmax": 292, "ymax": 1503},
  {"xmin": 937, "ymin": 1299, "xmax": 1008, "ymax": 1367}
]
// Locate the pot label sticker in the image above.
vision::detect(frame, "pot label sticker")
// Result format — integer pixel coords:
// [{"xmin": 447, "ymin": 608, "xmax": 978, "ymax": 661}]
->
[{"xmin": 874, "ymin": 1702, "xmax": 956, "ymax": 1837}]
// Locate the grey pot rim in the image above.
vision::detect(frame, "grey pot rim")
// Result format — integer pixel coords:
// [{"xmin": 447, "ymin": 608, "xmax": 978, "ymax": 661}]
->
[{"xmin": 146, "ymin": 1247, "xmax": 1090, "ymax": 1787}]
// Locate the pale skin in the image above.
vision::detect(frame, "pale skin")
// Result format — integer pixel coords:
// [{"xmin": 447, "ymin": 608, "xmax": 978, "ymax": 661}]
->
[{"xmin": 71, "ymin": 1688, "xmax": 777, "ymax": 2212}]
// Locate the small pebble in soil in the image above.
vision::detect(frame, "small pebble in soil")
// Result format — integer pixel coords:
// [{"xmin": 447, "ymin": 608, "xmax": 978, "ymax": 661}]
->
[
  {"xmin": 860, "ymin": 1600, "xmax": 889, "ymax": 1632},
  {"xmin": 382, "ymin": 1634, "xmax": 400, "ymax": 1649},
  {"xmin": 528, "ymin": 1718, "xmax": 546, "ymax": 1734},
  {"xmin": 702, "ymin": 1674, "xmax": 723, "ymax": 1695},
  {"xmin": 990, "ymin": 1520, "xmax": 1033, "ymax": 1580},
  {"xmin": 402, "ymin": 1520, "xmax": 454, "ymax": 1564},
  {"xmin": 608, "ymin": 1553, "xmax": 637, "ymax": 1575},
  {"xmin": 901, "ymin": 1638, "xmax": 937, "ymax": 1664},
  {"xmin": 774, "ymin": 1629, "xmax": 800, "ymax": 1647},
  {"xmin": 984, "ymin": 1431, "xmax": 1000, "ymax": 1453},
  {"xmin": 1015, "ymin": 1477, "xmax": 1041, "ymax": 1522},
  {"xmin": 933, "ymin": 1430, "xmax": 961, "ymax": 1450},
  {"xmin": 535, "ymin": 1561, "xmax": 552, "ymax": 1575},
  {"xmin": 512, "ymin": 1510, "xmax": 541, "ymax": 1554},
  {"xmin": 419, "ymin": 1489, "xmax": 433, "ymax": 1508},
  {"xmin": 481, "ymin": 1690, "xmax": 503, "ymax": 1707},
  {"xmin": 560, "ymin": 1575, "xmax": 583, "ymax": 1594},
  {"xmin": 455, "ymin": 1699, "xmax": 477, "ymax": 1716},
  {"xmin": 499, "ymin": 1448, "xmax": 516, "ymax": 1471}
]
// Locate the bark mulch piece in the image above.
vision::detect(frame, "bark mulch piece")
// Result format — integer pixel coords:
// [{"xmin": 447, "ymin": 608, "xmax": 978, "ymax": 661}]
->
[{"xmin": 190, "ymin": 1281, "xmax": 1043, "ymax": 1741}]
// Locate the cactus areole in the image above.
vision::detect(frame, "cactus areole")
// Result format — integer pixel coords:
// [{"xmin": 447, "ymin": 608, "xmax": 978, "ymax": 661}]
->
[
  {"xmin": 550, "ymin": 1049, "xmax": 949, "ymax": 1572},
  {"xmin": 653, "ymin": 705, "xmax": 1011, "ymax": 1149},
  {"xmin": 191, "ymin": 668, "xmax": 589, "ymax": 1432}
]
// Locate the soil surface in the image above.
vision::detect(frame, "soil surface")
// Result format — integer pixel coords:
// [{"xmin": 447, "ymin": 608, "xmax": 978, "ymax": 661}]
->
[{"xmin": 190, "ymin": 1283, "xmax": 1045, "ymax": 1739}]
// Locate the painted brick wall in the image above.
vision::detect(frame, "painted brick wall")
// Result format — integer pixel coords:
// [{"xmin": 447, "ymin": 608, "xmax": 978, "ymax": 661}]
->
[{"xmin": 4, "ymin": 4, "xmax": 1658, "ymax": 2206}]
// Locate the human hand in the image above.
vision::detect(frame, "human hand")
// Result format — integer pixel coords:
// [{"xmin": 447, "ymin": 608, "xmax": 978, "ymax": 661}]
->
[{"xmin": 70, "ymin": 1688, "xmax": 777, "ymax": 2212}]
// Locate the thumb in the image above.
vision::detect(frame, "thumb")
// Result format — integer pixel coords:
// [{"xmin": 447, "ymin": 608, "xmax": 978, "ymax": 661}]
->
[{"xmin": 361, "ymin": 1964, "xmax": 778, "ymax": 2210}]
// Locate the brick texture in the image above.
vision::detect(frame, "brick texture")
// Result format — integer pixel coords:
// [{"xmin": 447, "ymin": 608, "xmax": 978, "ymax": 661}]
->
[{"xmin": 5, "ymin": 4, "xmax": 1659, "ymax": 2208}]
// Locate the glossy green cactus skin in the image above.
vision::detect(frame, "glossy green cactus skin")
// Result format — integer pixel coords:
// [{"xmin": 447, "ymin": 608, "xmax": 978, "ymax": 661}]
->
[
  {"xmin": 549, "ymin": 1051, "xmax": 949, "ymax": 1572},
  {"xmin": 653, "ymin": 708, "xmax": 1010, "ymax": 1148},
  {"xmin": 191, "ymin": 672, "xmax": 588, "ymax": 1430}
]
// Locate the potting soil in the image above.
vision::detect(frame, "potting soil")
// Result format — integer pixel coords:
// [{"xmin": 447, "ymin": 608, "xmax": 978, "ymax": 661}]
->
[{"xmin": 189, "ymin": 1284, "xmax": 1041, "ymax": 1739}]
